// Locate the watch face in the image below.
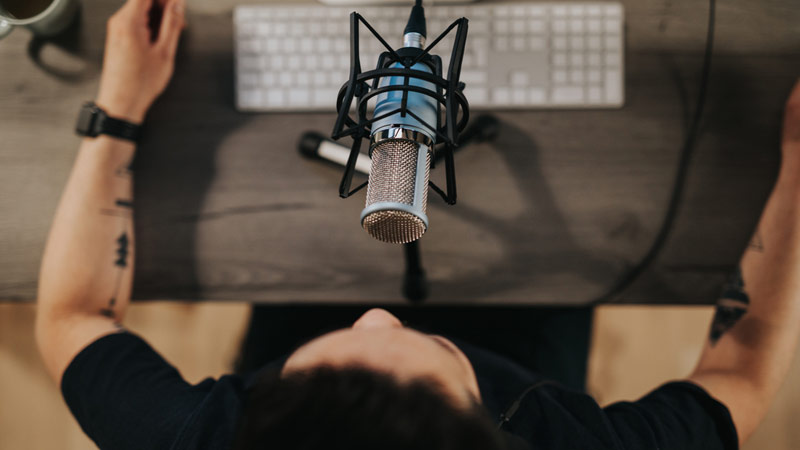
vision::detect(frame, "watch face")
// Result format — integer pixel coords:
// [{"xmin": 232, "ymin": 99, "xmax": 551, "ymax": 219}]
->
[{"xmin": 76, "ymin": 106, "xmax": 97, "ymax": 136}]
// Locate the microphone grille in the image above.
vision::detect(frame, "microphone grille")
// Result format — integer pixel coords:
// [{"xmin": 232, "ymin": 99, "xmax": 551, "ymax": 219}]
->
[{"xmin": 363, "ymin": 139, "xmax": 431, "ymax": 244}]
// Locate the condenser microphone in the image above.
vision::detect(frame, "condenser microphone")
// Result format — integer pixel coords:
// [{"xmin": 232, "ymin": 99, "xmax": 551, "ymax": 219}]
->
[{"xmin": 361, "ymin": 1, "xmax": 438, "ymax": 244}]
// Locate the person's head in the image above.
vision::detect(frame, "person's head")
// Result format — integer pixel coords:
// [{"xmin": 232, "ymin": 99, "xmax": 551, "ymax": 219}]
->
[{"xmin": 233, "ymin": 308, "xmax": 507, "ymax": 450}]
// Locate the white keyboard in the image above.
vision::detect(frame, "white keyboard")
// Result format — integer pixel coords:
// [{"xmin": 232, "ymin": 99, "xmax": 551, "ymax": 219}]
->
[{"xmin": 234, "ymin": 2, "xmax": 625, "ymax": 112}]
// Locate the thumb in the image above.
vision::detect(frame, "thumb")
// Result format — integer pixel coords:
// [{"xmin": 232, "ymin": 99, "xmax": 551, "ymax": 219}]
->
[{"xmin": 156, "ymin": 0, "xmax": 185, "ymax": 57}]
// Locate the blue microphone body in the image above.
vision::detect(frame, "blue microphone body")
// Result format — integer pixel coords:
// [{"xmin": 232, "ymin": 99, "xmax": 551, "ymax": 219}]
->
[{"xmin": 372, "ymin": 60, "xmax": 438, "ymax": 141}]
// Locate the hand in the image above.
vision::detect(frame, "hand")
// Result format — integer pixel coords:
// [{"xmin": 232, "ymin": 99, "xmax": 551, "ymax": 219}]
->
[
  {"xmin": 782, "ymin": 79, "xmax": 800, "ymax": 156},
  {"xmin": 96, "ymin": 0, "xmax": 186, "ymax": 123}
]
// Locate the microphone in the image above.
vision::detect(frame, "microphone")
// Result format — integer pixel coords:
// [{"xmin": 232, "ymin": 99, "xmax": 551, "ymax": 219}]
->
[
  {"xmin": 362, "ymin": 2, "xmax": 436, "ymax": 244},
  {"xmin": 331, "ymin": 1, "xmax": 470, "ymax": 244}
]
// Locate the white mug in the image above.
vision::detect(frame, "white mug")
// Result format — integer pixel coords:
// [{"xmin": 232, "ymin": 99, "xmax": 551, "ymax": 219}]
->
[{"xmin": 0, "ymin": 0, "xmax": 80, "ymax": 40}]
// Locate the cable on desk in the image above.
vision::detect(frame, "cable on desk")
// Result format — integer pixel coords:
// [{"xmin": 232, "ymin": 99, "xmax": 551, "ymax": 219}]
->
[{"xmin": 589, "ymin": 0, "xmax": 717, "ymax": 305}]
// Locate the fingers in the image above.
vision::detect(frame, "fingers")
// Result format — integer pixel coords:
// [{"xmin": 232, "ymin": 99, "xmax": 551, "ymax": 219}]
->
[{"xmin": 156, "ymin": 0, "xmax": 185, "ymax": 58}]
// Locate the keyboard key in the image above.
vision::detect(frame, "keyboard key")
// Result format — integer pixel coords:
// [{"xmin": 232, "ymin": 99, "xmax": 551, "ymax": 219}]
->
[
  {"xmin": 461, "ymin": 70, "xmax": 488, "ymax": 85},
  {"xmin": 512, "ymin": 89, "xmax": 527, "ymax": 105},
  {"xmin": 266, "ymin": 90, "xmax": 285, "ymax": 107},
  {"xmin": 605, "ymin": 35, "xmax": 621, "ymax": 50},
  {"xmin": 494, "ymin": 36, "xmax": 509, "ymax": 51},
  {"xmin": 588, "ymin": 86, "xmax": 603, "ymax": 103},
  {"xmin": 528, "ymin": 19, "xmax": 545, "ymax": 33},
  {"xmin": 239, "ymin": 72, "xmax": 258, "ymax": 87},
  {"xmin": 529, "ymin": 88, "xmax": 546, "ymax": 104},
  {"xmin": 605, "ymin": 52, "xmax": 621, "ymax": 67},
  {"xmin": 553, "ymin": 36, "xmax": 568, "ymax": 50},
  {"xmin": 604, "ymin": 4, "xmax": 623, "ymax": 16},
  {"xmin": 315, "ymin": 89, "xmax": 339, "ymax": 107},
  {"xmin": 552, "ymin": 86, "xmax": 584, "ymax": 104},
  {"xmin": 529, "ymin": 37, "xmax": 546, "ymax": 50},
  {"xmin": 553, "ymin": 53, "xmax": 568, "ymax": 66},
  {"xmin": 261, "ymin": 72, "xmax": 277, "ymax": 85},
  {"xmin": 468, "ymin": 87, "xmax": 489, "ymax": 105},
  {"xmin": 605, "ymin": 70, "xmax": 622, "ymax": 103},
  {"xmin": 510, "ymin": 70, "xmax": 529, "ymax": 86},
  {"xmin": 492, "ymin": 87, "xmax": 511, "ymax": 104},
  {"xmin": 553, "ymin": 19, "xmax": 568, "ymax": 33},
  {"xmin": 569, "ymin": 5, "xmax": 585, "ymax": 15},
  {"xmin": 587, "ymin": 19, "xmax": 602, "ymax": 33},
  {"xmin": 605, "ymin": 19, "xmax": 621, "ymax": 33},
  {"xmin": 494, "ymin": 20, "xmax": 510, "ymax": 33},
  {"xmin": 570, "ymin": 70, "xmax": 584, "ymax": 83},
  {"xmin": 300, "ymin": 38, "xmax": 314, "ymax": 53},
  {"xmin": 288, "ymin": 89, "xmax": 311, "ymax": 106},
  {"xmin": 587, "ymin": 35, "xmax": 602, "ymax": 50},
  {"xmin": 587, "ymin": 69, "xmax": 602, "ymax": 83},
  {"xmin": 239, "ymin": 90, "xmax": 263, "ymax": 108},
  {"xmin": 553, "ymin": 70, "xmax": 568, "ymax": 84},
  {"xmin": 528, "ymin": 6, "xmax": 546, "ymax": 17},
  {"xmin": 471, "ymin": 21, "xmax": 490, "ymax": 34}
]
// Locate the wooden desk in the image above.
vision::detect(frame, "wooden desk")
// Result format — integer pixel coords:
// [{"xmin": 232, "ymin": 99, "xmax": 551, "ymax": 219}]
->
[{"xmin": 1, "ymin": 0, "xmax": 798, "ymax": 305}]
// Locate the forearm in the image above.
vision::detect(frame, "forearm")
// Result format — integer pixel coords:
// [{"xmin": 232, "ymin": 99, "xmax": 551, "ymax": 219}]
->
[
  {"xmin": 690, "ymin": 157, "xmax": 800, "ymax": 441},
  {"xmin": 36, "ymin": 135, "xmax": 136, "ymax": 379}
]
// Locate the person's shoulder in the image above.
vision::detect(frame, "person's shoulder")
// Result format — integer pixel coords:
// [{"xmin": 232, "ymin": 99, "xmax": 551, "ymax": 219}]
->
[{"xmin": 499, "ymin": 382, "xmax": 621, "ymax": 449}]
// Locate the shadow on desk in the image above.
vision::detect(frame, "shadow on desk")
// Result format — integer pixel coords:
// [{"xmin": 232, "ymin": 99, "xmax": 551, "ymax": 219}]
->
[
  {"xmin": 429, "ymin": 119, "xmax": 624, "ymax": 303},
  {"xmin": 132, "ymin": 13, "xmax": 253, "ymax": 299}
]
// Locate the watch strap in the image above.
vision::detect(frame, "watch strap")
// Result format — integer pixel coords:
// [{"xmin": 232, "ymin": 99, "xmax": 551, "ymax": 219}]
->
[
  {"xmin": 76, "ymin": 102, "xmax": 142, "ymax": 143},
  {"xmin": 97, "ymin": 115, "xmax": 142, "ymax": 143}
]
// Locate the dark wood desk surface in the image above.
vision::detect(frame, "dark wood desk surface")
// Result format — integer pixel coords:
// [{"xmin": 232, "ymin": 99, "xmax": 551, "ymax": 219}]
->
[{"xmin": 1, "ymin": 0, "xmax": 798, "ymax": 305}]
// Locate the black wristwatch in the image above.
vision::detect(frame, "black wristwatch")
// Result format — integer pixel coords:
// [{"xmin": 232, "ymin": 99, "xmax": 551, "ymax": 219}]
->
[{"xmin": 75, "ymin": 102, "xmax": 142, "ymax": 143}]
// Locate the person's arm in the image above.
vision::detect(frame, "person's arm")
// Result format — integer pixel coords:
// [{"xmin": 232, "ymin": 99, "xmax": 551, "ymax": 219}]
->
[
  {"xmin": 36, "ymin": 0, "xmax": 185, "ymax": 385},
  {"xmin": 689, "ymin": 79, "xmax": 800, "ymax": 444}
]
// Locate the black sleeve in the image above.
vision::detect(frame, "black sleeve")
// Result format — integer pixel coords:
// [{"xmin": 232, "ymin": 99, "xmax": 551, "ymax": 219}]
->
[
  {"xmin": 603, "ymin": 381, "xmax": 739, "ymax": 450},
  {"xmin": 61, "ymin": 332, "xmax": 216, "ymax": 450}
]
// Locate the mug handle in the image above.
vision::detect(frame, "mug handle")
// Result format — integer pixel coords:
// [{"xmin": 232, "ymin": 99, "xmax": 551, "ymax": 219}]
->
[
  {"xmin": 28, "ymin": 36, "xmax": 87, "ymax": 81},
  {"xmin": 0, "ymin": 19, "xmax": 13, "ymax": 39}
]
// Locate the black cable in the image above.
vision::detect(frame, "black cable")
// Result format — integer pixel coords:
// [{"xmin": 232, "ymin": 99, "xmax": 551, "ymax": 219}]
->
[{"xmin": 589, "ymin": 0, "xmax": 716, "ymax": 305}]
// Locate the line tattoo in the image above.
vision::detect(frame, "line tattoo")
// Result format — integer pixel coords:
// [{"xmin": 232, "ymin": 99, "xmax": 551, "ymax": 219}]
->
[
  {"xmin": 115, "ymin": 199, "xmax": 134, "ymax": 209},
  {"xmin": 100, "ymin": 208, "xmax": 132, "ymax": 218},
  {"xmin": 115, "ymin": 159, "xmax": 134, "ymax": 178},
  {"xmin": 709, "ymin": 267, "xmax": 750, "ymax": 346}
]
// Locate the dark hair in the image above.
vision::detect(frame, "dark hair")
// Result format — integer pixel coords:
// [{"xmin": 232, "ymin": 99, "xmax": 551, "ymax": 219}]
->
[{"xmin": 232, "ymin": 365, "xmax": 507, "ymax": 450}]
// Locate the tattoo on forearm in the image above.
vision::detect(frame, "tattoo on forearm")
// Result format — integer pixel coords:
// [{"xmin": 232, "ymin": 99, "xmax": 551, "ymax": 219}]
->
[
  {"xmin": 709, "ymin": 267, "xmax": 750, "ymax": 345},
  {"xmin": 748, "ymin": 231, "xmax": 764, "ymax": 252},
  {"xmin": 115, "ymin": 159, "xmax": 134, "ymax": 178},
  {"xmin": 115, "ymin": 199, "xmax": 134, "ymax": 209},
  {"xmin": 115, "ymin": 233, "xmax": 130, "ymax": 267},
  {"xmin": 100, "ymin": 162, "xmax": 134, "ymax": 322}
]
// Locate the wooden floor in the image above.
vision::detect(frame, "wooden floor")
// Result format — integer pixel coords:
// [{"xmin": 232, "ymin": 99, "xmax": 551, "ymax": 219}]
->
[{"xmin": 1, "ymin": 303, "xmax": 798, "ymax": 449}]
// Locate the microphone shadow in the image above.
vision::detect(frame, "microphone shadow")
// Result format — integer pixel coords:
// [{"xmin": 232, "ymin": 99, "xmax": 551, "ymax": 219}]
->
[
  {"xmin": 428, "ymin": 117, "xmax": 626, "ymax": 304},
  {"xmin": 131, "ymin": 13, "xmax": 253, "ymax": 300}
]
